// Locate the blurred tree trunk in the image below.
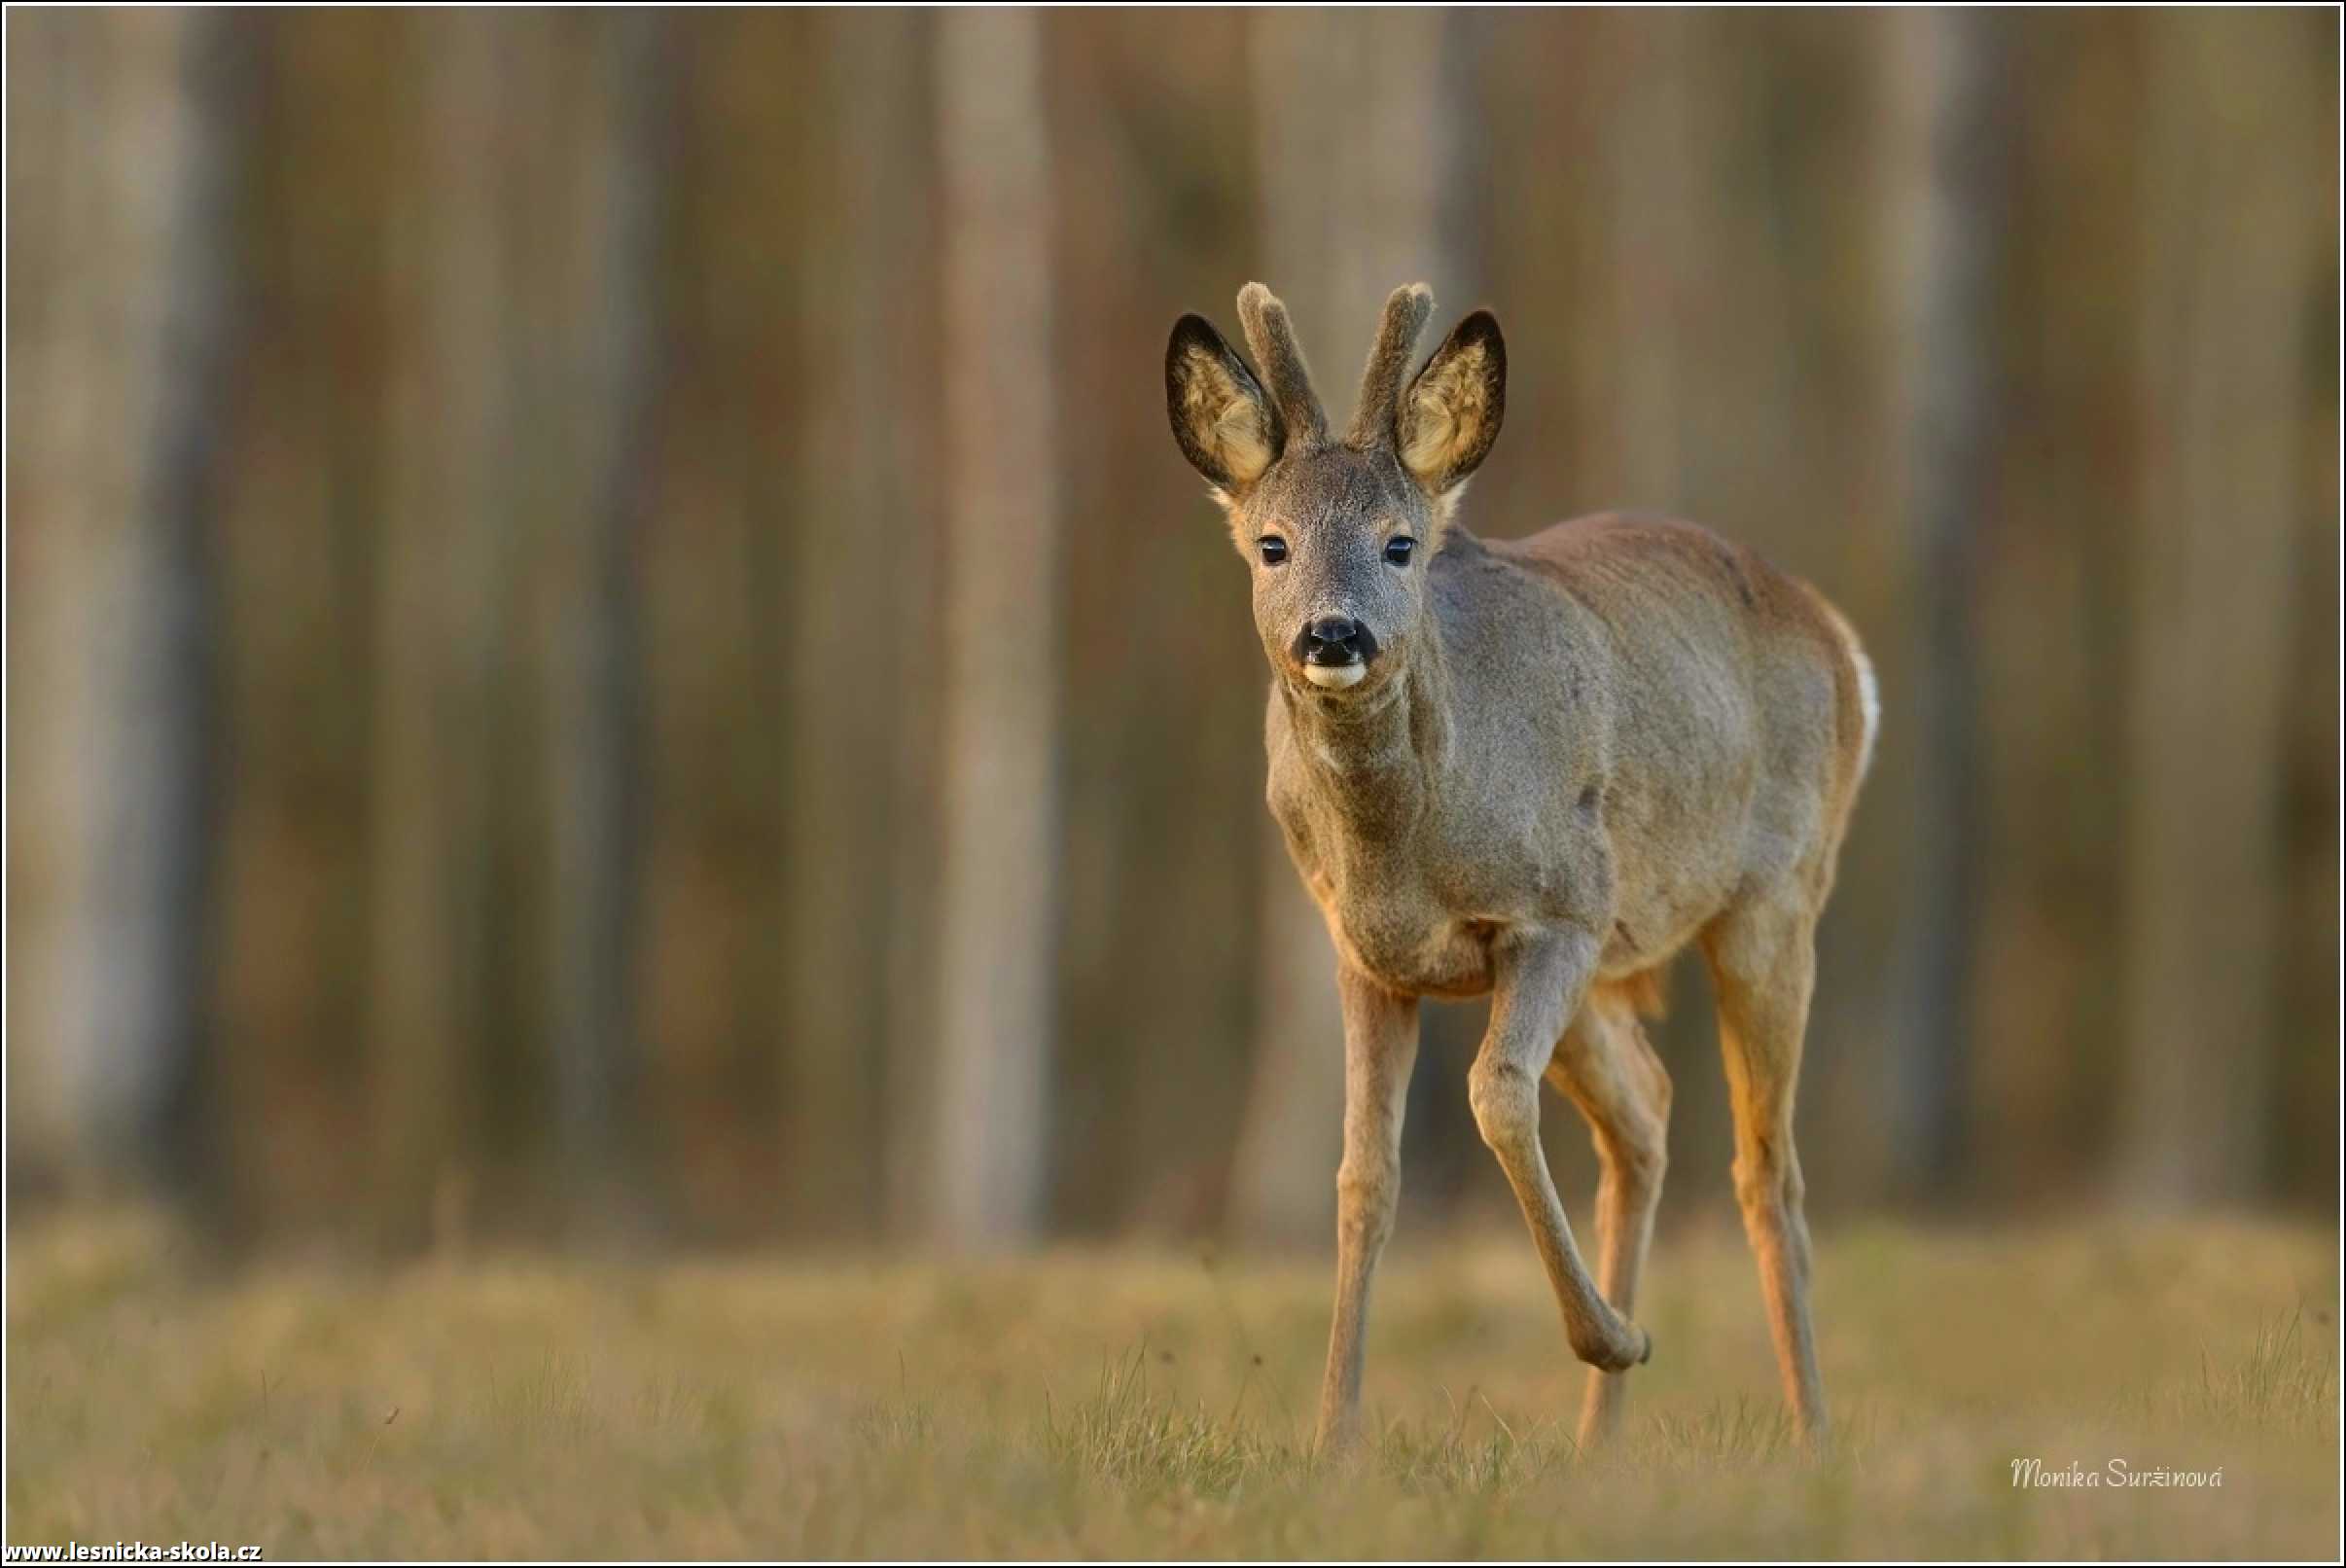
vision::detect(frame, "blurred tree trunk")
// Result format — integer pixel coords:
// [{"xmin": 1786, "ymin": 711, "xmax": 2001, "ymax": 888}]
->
[
  {"xmin": 1041, "ymin": 10, "xmax": 1275, "ymax": 1235},
  {"xmin": 207, "ymin": 12, "xmax": 397, "ymax": 1238},
  {"xmin": 810, "ymin": 16, "xmax": 949, "ymax": 1242},
  {"xmin": 1885, "ymin": 9, "xmax": 2007, "ymax": 1197},
  {"xmin": 1592, "ymin": 10, "xmax": 1699, "ymax": 513},
  {"xmin": 365, "ymin": 12, "xmax": 513, "ymax": 1254},
  {"xmin": 551, "ymin": 12, "xmax": 670, "ymax": 1234},
  {"xmin": 1958, "ymin": 13, "xmax": 2147, "ymax": 1205},
  {"xmin": 467, "ymin": 19, "xmax": 583, "ymax": 1232},
  {"xmin": 2277, "ymin": 253, "xmax": 2340, "ymax": 1205},
  {"xmin": 1229, "ymin": 11, "xmax": 1478, "ymax": 1243},
  {"xmin": 5, "ymin": 11, "xmax": 98, "ymax": 1198},
  {"xmin": 782, "ymin": 11, "xmax": 938, "ymax": 1238},
  {"xmin": 63, "ymin": 11, "xmax": 246, "ymax": 1199},
  {"xmin": 2276, "ymin": 31, "xmax": 2340, "ymax": 1202},
  {"xmin": 929, "ymin": 9, "xmax": 1062, "ymax": 1244},
  {"xmin": 2116, "ymin": 11, "xmax": 2326, "ymax": 1204},
  {"xmin": 631, "ymin": 15, "xmax": 799, "ymax": 1240}
]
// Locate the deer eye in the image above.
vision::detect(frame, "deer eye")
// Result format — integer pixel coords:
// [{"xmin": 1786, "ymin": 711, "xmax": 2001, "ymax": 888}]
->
[
  {"xmin": 1258, "ymin": 536, "xmax": 1289, "ymax": 566},
  {"xmin": 1384, "ymin": 536, "xmax": 1416, "ymax": 566}
]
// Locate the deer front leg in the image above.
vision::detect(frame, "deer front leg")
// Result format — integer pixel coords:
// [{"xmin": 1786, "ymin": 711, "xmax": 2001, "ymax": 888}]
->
[
  {"xmin": 1314, "ymin": 964, "xmax": 1420, "ymax": 1457},
  {"xmin": 1469, "ymin": 927, "xmax": 1651, "ymax": 1374},
  {"xmin": 1546, "ymin": 989, "xmax": 1673, "ymax": 1447}
]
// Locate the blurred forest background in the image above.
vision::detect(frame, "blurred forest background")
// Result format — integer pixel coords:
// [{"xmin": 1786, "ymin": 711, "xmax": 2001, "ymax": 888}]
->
[{"xmin": 5, "ymin": 7, "xmax": 2337, "ymax": 1256}]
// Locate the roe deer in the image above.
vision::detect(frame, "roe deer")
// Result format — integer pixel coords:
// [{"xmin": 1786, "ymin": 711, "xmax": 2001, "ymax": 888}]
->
[{"xmin": 1164, "ymin": 283, "xmax": 1876, "ymax": 1454}]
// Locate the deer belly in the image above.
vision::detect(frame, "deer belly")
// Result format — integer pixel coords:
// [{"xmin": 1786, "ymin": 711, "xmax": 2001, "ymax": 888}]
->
[{"xmin": 1332, "ymin": 906, "xmax": 1495, "ymax": 999}]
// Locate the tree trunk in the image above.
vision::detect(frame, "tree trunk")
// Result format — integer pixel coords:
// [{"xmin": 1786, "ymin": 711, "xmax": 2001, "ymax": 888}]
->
[
  {"xmin": 780, "ymin": 11, "xmax": 939, "ymax": 1239},
  {"xmin": 2116, "ymin": 11, "xmax": 2325, "ymax": 1205},
  {"xmin": 5, "ymin": 11, "xmax": 97, "ymax": 1199},
  {"xmin": 551, "ymin": 12, "xmax": 670, "ymax": 1235},
  {"xmin": 47, "ymin": 10, "xmax": 246, "ymax": 1200},
  {"xmin": 366, "ymin": 11, "xmax": 512, "ymax": 1254},
  {"xmin": 929, "ymin": 9, "xmax": 1062, "ymax": 1244},
  {"xmin": 1885, "ymin": 8, "xmax": 2008, "ymax": 1196},
  {"xmin": 1593, "ymin": 10, "xmax": 1700, "ymax": 512}
]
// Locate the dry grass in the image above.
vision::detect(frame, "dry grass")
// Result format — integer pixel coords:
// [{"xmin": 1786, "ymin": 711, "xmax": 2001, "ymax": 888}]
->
[{"xmin": 5, "ymin": 1210, "xmax": 2337, "ymax": 1558}]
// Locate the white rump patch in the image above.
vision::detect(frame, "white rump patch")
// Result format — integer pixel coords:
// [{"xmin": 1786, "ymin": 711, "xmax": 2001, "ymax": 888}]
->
[
  {"xmin": 1852, "ymin": 647, "xmax": 1880, "ymax": 781},
  {"xmin": 1822, "ymin": 604, "xmax": 1879, "ymax": 783}
]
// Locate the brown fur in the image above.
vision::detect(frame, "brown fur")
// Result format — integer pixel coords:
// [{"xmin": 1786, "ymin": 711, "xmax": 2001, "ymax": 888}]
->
[
  {"xmin": 1165, "ymin": 284, "xmax": 1874, "ymax": 1456},
  {"xmin": 1347, "ymin": 283, "xmax": 1434, "ymax": 447}
]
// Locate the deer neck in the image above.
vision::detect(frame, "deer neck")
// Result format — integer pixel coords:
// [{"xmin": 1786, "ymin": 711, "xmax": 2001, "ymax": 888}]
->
[{"xmin": 1281, "ymin": 626, "xmax": 1453, "ymax": 843}]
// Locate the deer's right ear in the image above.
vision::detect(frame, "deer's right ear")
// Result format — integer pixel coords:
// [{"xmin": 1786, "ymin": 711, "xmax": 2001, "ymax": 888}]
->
[{"xmin": 1166, "ymin": 313, "xmax": 1281, "ymax": 493}]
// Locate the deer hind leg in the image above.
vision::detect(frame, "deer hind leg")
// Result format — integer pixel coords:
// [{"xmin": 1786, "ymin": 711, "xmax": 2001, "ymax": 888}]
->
[
  {"xmin": 1701, "ymin": 897, "xmax": 1828, "ymax": 1445},
  {"xmin": 1546, "ymin": 977, "xmax": 1672, "ymax": 1448}
]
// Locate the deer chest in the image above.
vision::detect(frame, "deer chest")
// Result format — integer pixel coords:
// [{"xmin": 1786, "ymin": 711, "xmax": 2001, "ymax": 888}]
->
[{"xmin": 1321, "ymin": 878, "xmax": 1498, "ymax": 1000}]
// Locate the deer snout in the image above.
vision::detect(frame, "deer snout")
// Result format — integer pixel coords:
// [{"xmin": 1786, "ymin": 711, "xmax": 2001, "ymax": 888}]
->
[
  {"xmin": 1296, "ymin": 616, "xmax": 1377, "ymax": 690},
  {"xmin": 1299, "ymin": 615, "xmax": 1368, "ymax": 662}
]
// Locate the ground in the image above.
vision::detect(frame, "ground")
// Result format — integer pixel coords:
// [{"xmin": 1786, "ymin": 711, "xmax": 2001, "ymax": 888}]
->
[{"xmin": 4, "ymin": 1211, "xmax": 2336, "ymax": 1559}]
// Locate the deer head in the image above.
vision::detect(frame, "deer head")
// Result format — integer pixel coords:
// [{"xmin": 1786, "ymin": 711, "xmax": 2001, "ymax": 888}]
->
[{"xmin": 1166, "ymin": 282, "xmax": 1507, "ymax": 695}]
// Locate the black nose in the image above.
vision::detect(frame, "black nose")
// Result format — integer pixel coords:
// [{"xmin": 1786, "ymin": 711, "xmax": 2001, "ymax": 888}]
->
[{"xmin": 1301, "ymin": 615, "xmax": 1364, "ymax": 663}]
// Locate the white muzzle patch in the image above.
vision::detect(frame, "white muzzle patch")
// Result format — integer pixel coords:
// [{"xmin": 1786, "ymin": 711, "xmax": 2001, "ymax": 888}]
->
[{"xmin": 1302, "ymin": 661, "xmax": 1367, "ymax": 691}]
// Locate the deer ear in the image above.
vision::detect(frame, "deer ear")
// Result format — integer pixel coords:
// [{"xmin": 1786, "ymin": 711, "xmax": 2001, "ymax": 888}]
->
[
  {"xmin": 1398, "ymin": 310, "xmax": 1506, "ymax": 495},
  {"xmin": 1166, "ymin": 313, "xmax": 1281, "ymax": 492}
]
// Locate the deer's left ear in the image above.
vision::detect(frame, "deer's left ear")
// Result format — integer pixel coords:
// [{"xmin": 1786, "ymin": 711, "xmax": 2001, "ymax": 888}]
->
[{"xmin": 1398, "ymin": 310, "xmax": 1506, "ymax": 495}]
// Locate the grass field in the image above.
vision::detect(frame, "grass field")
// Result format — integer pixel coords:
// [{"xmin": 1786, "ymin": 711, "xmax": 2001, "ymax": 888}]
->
[{"xmin": 5, "ymin": 1210, "xmax": 2337, "ymax": 1559}]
